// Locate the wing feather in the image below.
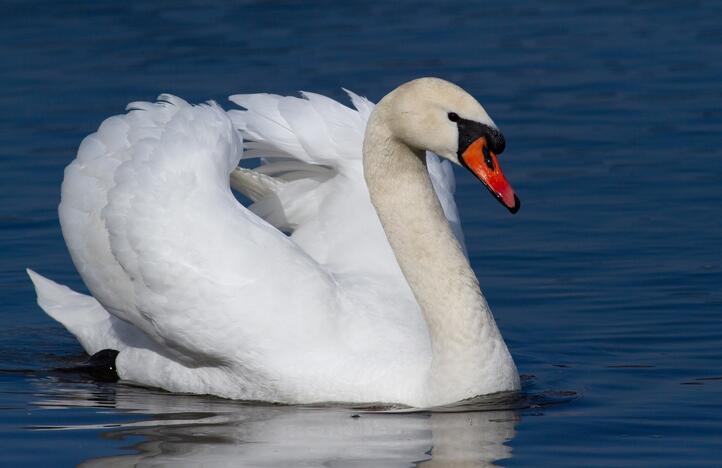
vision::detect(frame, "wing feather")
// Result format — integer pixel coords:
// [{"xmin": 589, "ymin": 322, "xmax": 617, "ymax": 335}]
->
[
  {"xmin": 228, "ymin": 90, "xmax": 467, "ymax": 270},
  {"xmin": 60, "ymin": 97, "xmax": 339, "ymax": 367}
]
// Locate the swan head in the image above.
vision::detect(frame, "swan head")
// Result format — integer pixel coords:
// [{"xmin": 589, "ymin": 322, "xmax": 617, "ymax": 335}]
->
[{"xmin": 380, "ymin": 77, "xmax": 519, "ymax": 214}]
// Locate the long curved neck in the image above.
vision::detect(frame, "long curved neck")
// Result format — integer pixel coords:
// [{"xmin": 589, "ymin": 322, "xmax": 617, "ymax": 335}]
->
[{"xmin": 363, "ymin": 104, "xmax": 517, "ymax": 404}]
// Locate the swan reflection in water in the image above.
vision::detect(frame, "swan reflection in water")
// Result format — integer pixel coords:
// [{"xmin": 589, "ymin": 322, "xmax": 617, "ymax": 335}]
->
[{"xmin": 32, "ymin": 377, "xmax": 519, "ymax": 467}]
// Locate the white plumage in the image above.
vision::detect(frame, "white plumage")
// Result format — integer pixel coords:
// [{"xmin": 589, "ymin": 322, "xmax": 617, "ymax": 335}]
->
[{"xmin": 29, "ymin": 78, "xmax": 519, "ymax": 407}]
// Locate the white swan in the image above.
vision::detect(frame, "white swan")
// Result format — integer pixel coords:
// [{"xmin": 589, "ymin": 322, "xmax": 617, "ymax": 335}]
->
[{"xmin": 28, "ymin": 77, "xmax": 520, "ymax": 407}]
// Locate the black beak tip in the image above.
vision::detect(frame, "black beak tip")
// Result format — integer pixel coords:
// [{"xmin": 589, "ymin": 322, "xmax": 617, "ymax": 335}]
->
[{"xmin": 508, "ymin": 195, "xmax": 521, "ymax": 214}]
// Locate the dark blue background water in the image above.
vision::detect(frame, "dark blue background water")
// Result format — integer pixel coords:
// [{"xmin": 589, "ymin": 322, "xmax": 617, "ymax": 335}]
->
[{"xmin": 2, "ymin": 1, "xmax": 721, "ymax": 466}]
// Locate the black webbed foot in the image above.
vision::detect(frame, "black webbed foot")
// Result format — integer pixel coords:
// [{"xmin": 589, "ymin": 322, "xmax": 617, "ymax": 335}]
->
[{"xmin": 57, "ymin": 349, "xmax": 120, "ymax": 382}]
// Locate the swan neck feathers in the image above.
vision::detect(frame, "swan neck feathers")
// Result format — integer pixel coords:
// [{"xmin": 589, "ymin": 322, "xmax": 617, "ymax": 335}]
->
[{"xmin": 363, "ymin": 80, "xmax": 519, "ymax": 402}]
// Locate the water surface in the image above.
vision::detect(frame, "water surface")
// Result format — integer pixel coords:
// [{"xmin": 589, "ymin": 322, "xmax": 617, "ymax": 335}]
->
[{"xmin": 2, "ymin": 0, "xmax": 721, "ymax": 466}]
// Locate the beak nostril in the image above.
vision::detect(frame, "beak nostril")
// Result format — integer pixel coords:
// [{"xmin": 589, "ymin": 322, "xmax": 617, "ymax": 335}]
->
[{"xmin": 482, "ymin": 145, "xmax": 495, "ymax": 171}]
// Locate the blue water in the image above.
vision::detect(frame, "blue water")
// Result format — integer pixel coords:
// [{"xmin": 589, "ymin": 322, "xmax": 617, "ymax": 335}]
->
[{"xmin": 2, "ymin": 0, "xmax": 722, "ymax": 465}]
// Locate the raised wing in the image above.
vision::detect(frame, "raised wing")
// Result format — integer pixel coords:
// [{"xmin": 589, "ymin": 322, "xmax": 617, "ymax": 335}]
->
[
  {"xmin": 227, "ymin": 91, "xmax": 467, "ymax": 281},
  {"xmin": 58, "ymin": 96, "xmax": 340, "ymax": 367}
]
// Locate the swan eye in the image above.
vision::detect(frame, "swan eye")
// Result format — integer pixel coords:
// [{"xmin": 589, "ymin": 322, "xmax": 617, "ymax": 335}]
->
[{"xmin": 447, "ymin": 112, "xmax": 460, "ymax": 122}]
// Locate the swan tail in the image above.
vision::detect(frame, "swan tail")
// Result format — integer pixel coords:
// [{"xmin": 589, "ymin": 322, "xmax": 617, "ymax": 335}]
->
[
  {"xmin": 27, "ymin": 271, "xmax": 277, "ymax": 400},
  {"xmin": 26, "ymin": 269, "xmax": 152, "ymax": 355}
]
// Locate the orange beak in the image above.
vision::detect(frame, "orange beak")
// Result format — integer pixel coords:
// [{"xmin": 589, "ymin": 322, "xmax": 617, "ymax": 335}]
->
[{"xmin": 460, "ymin": 136, "xmax": 520, "ymax": 214}]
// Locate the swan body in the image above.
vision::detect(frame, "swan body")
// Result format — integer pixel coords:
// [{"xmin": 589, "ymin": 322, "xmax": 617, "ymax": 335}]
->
[{"xmin": 29, "ymin": 78, "xmax": 520, "ymax": 407}]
